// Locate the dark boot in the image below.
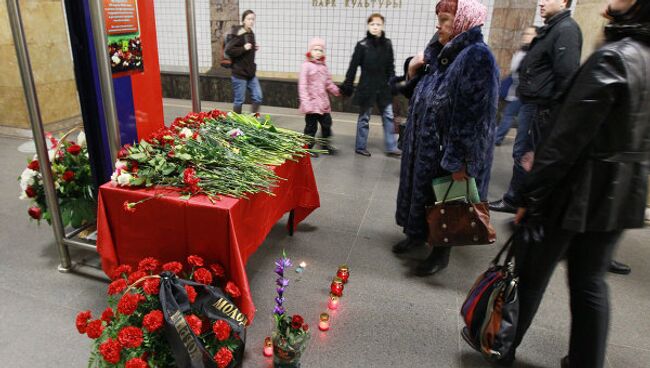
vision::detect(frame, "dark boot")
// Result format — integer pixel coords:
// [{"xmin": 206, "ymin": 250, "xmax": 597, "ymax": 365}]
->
[
  {"xmin": 233, "ymin": 104, "xmax": 242, "ymax": 114},
  {"xmin": 392, "ymin": 237, "xmax": 424, "ymax": 254},
  {"xmin": 561, "ymin": 356, "xmax": 569, "ymax": 368},
  {"xmin": 608, "ymin": 260, "xmax": 631, "ymax": 275},
  {"xmin": 415, "ymin": 246, "xmax": 451, "ymax": 276},
  {"xmin": 251, "ymin": 103, "xmax": 261, "ymax": 114}
]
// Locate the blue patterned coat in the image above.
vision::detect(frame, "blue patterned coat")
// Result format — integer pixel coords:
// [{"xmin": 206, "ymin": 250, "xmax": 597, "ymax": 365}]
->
[{"xmin": 395, "ymin": 27, "xmax": 499, "ymax": 240}]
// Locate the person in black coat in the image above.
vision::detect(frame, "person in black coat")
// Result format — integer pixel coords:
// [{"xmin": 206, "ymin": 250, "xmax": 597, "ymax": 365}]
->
[
  {"xmin": 225, "ymin": 10, "xmax": 262, "ymax": 114},
  {"xmin": 341, "ymin": 13, "xmax": 400, "ymax": 157},
  {"xmin": 509, "ymin": 1, "xmax": 650, "ymax": 367},
  {"xmin": 490, "ymin": 0, "xmax": 582, "ymax": 214}
]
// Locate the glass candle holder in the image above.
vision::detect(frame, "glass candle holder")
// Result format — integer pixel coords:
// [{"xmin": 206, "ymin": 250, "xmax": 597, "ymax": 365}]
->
[
  {"xmin": 318, "ymin": 313, "xmax": 330, "ymax": 331},
  {"xmin": 337, "ymin": 265, "xmax": 350, "ymax": 283},
  {"xmin": 330, "ymin": 277, "xmax": 344, "ymax": 297},
  {"xmin": 328, "ymin": 294, "xmax": 340, "ymax": 310},
  {"xmin": 263, "ymin": 336, "xmax": 273, "ymax": 357}
]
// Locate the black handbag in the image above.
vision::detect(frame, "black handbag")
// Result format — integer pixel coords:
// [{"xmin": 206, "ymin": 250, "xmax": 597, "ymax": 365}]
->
[{"xmin": 460, "ymin": 234, "xmax": 519, "ymax": 362}]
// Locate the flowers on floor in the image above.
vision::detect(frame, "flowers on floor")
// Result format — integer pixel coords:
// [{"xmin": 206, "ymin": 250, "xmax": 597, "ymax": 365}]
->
[
  {"xmin": 76, "ymin": 255, "xmax": 245, "ymax": 368},
  {"xmin": 19, "ymin": 129, "xmax": 95, "ymax": 228},
  {"xmin": 112, "ymin": 110, "xmax": 320, "ymax": 201},
  {"xmin": 271, "ymin": 251, "xmax": 310, "ymax": 366}
]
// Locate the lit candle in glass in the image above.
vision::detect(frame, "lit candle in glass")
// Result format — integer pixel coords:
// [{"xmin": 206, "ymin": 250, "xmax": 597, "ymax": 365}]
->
[
  {"xmin": 328, "ymin": 294, "xmax": 340, "ymax": 310},
  {"xmin": 263, "ymin": 336, "xmax": 273, "ymax": 357},
  {"xmin": 330, "ymin": 277, "xmax": 344, "ymax": 297},
  {"xmin": 318, "ymin": 313, "xmax": 330, "ymax": 331},
  {"xmin": 337, "ymin": 265, "xmax": 350, "ymax": 283}
]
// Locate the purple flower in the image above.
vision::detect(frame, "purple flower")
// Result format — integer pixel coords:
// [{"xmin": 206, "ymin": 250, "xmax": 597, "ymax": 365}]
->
[
  {"xmin": 276, "ymin": 278, "xmax": 289, "ymax": 288},
  {"xmin": 275, "ymin": 296, "xmax": 285, "ymax": 306},
  {"xmin": 274, "ymin": 305, "xmax": 285, "ymax": 316},
  {"xmin": 275, "ymin": 257, "xmax": 292, "ymax": 271},
  {"xmin": 276, "ymin": 287, "xmax": 285, "ymax": 297}
]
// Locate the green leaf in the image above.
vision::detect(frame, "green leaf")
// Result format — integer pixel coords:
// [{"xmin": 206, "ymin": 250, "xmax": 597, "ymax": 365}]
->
[{"xmin": 130, "ymin": 153, "xmax": 148, "ymax": 161}]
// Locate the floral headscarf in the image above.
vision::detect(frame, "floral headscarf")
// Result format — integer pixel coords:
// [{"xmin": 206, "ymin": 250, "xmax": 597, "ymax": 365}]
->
[{"xmin": 436, "ymin": 0, "xmax": 487, "ymax": 38}]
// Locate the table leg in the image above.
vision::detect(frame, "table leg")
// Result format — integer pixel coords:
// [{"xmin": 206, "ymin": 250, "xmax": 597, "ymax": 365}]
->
[{"xmin": 288, "ymin": 209, "xmax": 295, "ymax": 236}]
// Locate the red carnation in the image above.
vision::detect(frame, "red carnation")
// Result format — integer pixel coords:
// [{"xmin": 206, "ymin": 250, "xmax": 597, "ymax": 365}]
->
[
  {"xmin": 129, "ymin": 160, "xmax": 139, "ymax": 173},
  {"xmin": 138, "ymin": 257, "xmax": 160, "ymax": 273},
  {"xmin": 212, "ymin": 320, "xmax": 231, "ymax": 341},
  {"xmin": 303, "ymin": 323, "xmax": 309, "ymax": 332},
  {"xmin": 117, "ymin": 293, "xmax": 143, "ymax": 315},
  {"xmin": 185, "ymin": 314, "xmax": 202, "ymax": 336},
  {"xmin": 101, "ymin": 307, "xmax": 114, "ymax": 323},
  {"xmin": 213, "ymin": 347, "xmax": 233, "ymax": 368},
  {"xmin": 185, "ymin": 285, "xmax": 197, "ymax": 303},
  {"xmin": 27, "ymin": 160, "xmax": 39, "ymax": 171},
  {"xmin": 25, "ymin": 186, "xmax": 37, "ymax": 198},
  {"xmin": 98, "ymin": 338, "xmax": 122, "ymax": 364},
  {"xmin": 193, "ymin": 268, "xmax": 213, "ymax": 285},
  {"xmin": 28, "ymin": 206, "xmax": 42, "ymax": 220},
  {"xmin": 183, "ymin": 167, "xmax": 200, "ymax": 193},
  {"xmin": 187, "ymin": 255, "xmax": 204, "ymax": 267},
  {"xmin": 118, "ymin": 326, "xmax": 144, "ymax": 349},
  {"xmin": 112, "ymin": 265, "xmax": 132, "ymax": 280},
  {"xmin": 143, "ymin": 310, "xmax": 164, "ymax": 332},
  {"xmin": 75, "ymin": 310, "xmax": 92, "ymax": 334},
  {"xmin": 108, "ymin": 278, "xmax": 127, "ymax": 295},
  {"xmin": 66, "ymin": 144, "xmax": 82, "ymax": 156},
  {"xmin": 143, "ymin": 278, "xmax": 160, "ymax": 295},
  {"xmin": 117, "ymin": 145, "xmax": 131, "ymax": 159},
  {"xmin": 125, "ymin": 357, "xmax": 149, "ymax": 368},
  {"xmin": 127, "ymin": 270, "xmax": 147, "ymax": 285},
  {"xmin": 291, "ymin": 315, "xmax": 304, "ymax": 330},
  {"xmin": 62, "ymin": 170, "xmax": 75, "ymax": 182},
  {"xmin": 123, "ymin": 201, "xmax": 136, "ymax": 213},
  {"xmin": 86, "ymin": 319, "xmax": 104, "ymax": 339},
  {"xmin": 209, "ymin": 263, "xmax": 225, "ymax": 278},
  {"xmin": 225, "ymin": 281, "xmax": 241, "ymax": 298},
  {"xmin": 162, "ymin": 261, "xmax": 183, "ymax": 274}
]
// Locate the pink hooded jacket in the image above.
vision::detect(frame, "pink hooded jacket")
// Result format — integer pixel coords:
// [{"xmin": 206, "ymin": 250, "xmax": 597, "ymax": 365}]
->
[{"xmin": 298, "ymin": 38, "xmax": 340, "ymax": 114}]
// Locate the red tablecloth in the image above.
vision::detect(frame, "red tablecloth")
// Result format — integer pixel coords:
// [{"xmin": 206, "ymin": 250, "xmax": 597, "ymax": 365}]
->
[{"xmin": 96, "ymin": 156, "xmax": 319, "ymax": 322}]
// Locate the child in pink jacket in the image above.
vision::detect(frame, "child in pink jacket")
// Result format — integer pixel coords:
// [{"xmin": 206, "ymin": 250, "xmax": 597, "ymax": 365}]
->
[{"xmin": 299, "ymin": 38, "xmax": 340, "ymax": 154}]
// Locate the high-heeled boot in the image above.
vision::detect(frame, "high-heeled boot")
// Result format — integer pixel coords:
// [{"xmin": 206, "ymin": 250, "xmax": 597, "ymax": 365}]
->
[
  {"xmin": 415, "ymin": 246, "xmax": 451, "ymax": 276},
  {"xmin": 233, "ymin": 104, "xmax": 242, "ymax": 114}
]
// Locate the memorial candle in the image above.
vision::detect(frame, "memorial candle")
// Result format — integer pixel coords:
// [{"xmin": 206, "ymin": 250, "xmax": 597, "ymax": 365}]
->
[
  {"xmin": 330, "ymin": 277, "xmax": 344, "ymax": 297},
  {"xmin": 328, "ymin": 294, "xmax": 340, "ymax": 310},
  {"xmin": 318, "ymin": 313, "xmax": 330, "ymax": 331},
  {"xmin": 337, "ymin": 265, "xmax": 350, "ymax": 283},
  {"xmin": 263, "ymin": 336, "xmax": 273, "ymax": 357}
]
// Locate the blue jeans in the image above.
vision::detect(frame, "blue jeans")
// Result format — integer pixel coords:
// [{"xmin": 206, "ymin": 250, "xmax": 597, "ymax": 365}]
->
[
  {"xmin": 231, "ymin": 76, "xmax": 263, "ymax": 107},
  {"xmin": 355, "ymin": 105, "xmax": 398, "ymax": 152},
  {"xmin": 495, "ymin": 99, "xmax": 522, "ymax": 145},
  {"xmin": 503, "ymin": 103, "xmax": 537, "ymax": 206}
]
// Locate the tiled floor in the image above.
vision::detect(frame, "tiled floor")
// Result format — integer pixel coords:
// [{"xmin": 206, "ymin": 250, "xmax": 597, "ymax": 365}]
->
[{"xmin": 1, "ymin": 99, "xmax": 648, "ymax": 367}]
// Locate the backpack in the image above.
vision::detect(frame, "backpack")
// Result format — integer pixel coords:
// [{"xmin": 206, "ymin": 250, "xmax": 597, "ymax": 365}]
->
[{"xmin": 221, "ymin": 33, "xmax": 234, "ymax": 69}]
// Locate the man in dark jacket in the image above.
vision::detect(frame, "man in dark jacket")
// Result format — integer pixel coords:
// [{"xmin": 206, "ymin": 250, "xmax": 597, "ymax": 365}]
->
[
  {"xmin": 341, "ymin": 13, "xmax": 400, "ymax": 157},
  {"xmin": 507, "ymin": 1, "xmax": 650, "ymax": 366},
  {"xmin": 490, "ymin": 0, "xmax": 582, "ymax": 214}
]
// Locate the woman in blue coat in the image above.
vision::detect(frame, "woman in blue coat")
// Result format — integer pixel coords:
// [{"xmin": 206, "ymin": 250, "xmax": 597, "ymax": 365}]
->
[{"xmin": 394, "ymin": 0, "xmax": 499, "ymax": 276}]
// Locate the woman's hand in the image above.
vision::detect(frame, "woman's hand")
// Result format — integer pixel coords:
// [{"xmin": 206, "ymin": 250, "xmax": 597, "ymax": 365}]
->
[
  {"xmin": 514, "ymin": 208, "xmax": 527, "ymax": 225},
  {"xmin": 451, "ymin": 165, "xmax": 469, "ymax": 181},
  {"xmin": 407, "ymin": 52, "xmax": 425, "ymax": 79}
]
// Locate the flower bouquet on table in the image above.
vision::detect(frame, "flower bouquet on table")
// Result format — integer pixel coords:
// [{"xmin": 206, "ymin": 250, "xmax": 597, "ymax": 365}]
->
[
  {"xmin": 18, "ymin": 128, "xmax": 95, "ymax": 228},
  {"xmin": 76, "ymin": 255, "xmax": 246, "ymax": 368},
  {"xmin": 271, "ymin": 252, "xmax": 310, "ymax": 368},
  {"xmin": 111, "ymin": 109, "xmax": 323, "ymax": 205}
]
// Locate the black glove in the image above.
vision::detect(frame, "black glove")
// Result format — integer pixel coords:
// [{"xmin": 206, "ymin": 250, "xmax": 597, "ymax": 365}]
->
[{"xmin": 339, "ymin": 83, "xmax": 354, "ymax": 97}]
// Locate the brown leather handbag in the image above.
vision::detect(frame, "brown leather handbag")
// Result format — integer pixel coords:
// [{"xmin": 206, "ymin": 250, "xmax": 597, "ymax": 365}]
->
[{"xmin": 427, "ymin": 181, "xmax": 496, "ymax": 247}]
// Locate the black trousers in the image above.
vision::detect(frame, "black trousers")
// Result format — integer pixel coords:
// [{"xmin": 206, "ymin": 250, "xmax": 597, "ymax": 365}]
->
[
  {"xmin": 514, "ymin": 226, "xmax": 622, "ymax": 368},
  {"xmin": 304, "ymin": 113, "xmax": 333, "ymax": 147}
]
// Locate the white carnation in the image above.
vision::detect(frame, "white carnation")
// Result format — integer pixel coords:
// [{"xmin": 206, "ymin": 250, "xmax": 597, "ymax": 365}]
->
[
  {"xmin": 180, "ymin": 128, "xmax": 193, "ymax": 138},
  {"xmin": 117, "ymin": 172, "xmax": 133, "ymax": 186},
  {"xmin": 77, "ymin": 131, "xmax": 86, "ymax": 147},
  {"xmin": 115, "ymin": 160, "xmax": 128, "ymax": 171},
  {"xmin": 19, "ymin": 168, "xmax": 37, "ymax": 191}
]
